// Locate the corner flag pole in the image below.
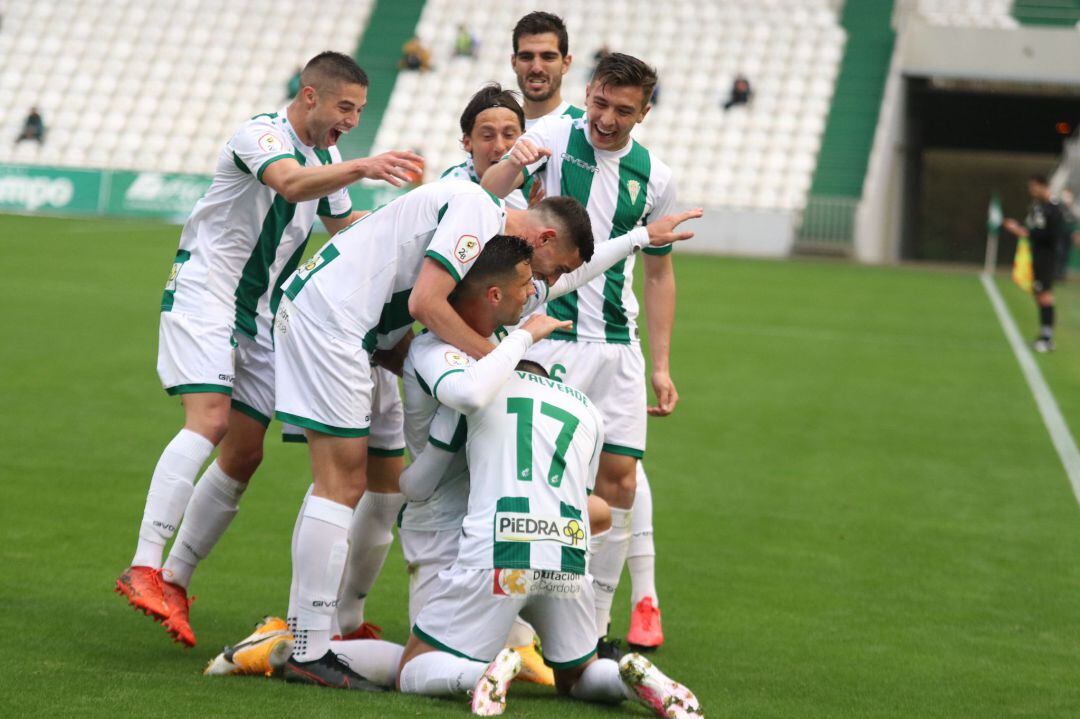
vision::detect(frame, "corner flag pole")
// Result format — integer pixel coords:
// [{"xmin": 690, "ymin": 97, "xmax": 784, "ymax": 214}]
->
[{"xmin": 983, "ymin": 194, "xmax": 1002, "ymax": 277}]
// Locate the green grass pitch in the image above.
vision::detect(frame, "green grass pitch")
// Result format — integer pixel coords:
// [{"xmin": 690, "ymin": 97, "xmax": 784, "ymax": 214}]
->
[{"xmin": 3, "ymin": 213, "xmax": 1080, "ymax": 717}]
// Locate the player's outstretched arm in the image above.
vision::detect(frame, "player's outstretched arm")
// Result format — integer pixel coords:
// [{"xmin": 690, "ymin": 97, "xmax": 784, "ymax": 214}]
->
[
  {"xmin": 399, "ymin": 441, "xmax": 455, "ymax": 501},
  {"xmin": 643, "ymin": 252, "xmax": 679, "ymax": 417},
  {"xmin": 545, "ymin": 209, "xmax": 704, "ymax": 303},
  {"xmin": 480, "ymin": 139, "xmax": 550, "ymax": 198},
  {"xmin": 262, "ymin": 150, "xmax": 424, "ymax": 203},
  {"xmin": 435, "ymin": 316, "xmax": 572, "ymax": 415}
]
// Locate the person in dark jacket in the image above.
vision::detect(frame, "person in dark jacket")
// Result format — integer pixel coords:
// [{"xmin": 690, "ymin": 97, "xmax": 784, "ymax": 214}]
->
[{"xmin": 1005, "ymin": 174, "xmax": 1065, "ymax": 352}]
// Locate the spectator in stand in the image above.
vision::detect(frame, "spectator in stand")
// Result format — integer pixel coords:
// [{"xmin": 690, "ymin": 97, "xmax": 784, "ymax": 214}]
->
[
  {"xmin": 723, "ymin": 75, "xmax": 752, "ymax": 111},
  {"xmin": 400, "ymin": 35, "xmax": 433, "ymax": 72},
  {"xmin": 453, "ymin": 24, "xmax": 478, "ymax": 58},
  {"xmin": 15, "ymin": 107, "xmax": 44, "ymax": 144}
]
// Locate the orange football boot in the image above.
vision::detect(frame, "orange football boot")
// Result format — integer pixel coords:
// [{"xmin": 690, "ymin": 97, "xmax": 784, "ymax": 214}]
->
[
  {"xmin": 626, "ymin": 597, "xmax": 664, "ymax": 650},
  {"xmin": 115, "ymin": 566, "xmax": 169, "ymax": 622},
  {"xmin": 161, "ymin": 580, "xmax": 196, "ymax": 647}
]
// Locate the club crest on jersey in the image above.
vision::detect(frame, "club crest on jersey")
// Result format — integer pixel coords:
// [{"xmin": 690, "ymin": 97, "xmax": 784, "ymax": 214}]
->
[
  {"xmin": 258, "ymin": 132, "xmax": 283, "ymax": 154},
  {"xmin": 444, "ymin": 350, "xmax": 468, "ymax": 367},
  {"xmin": 454, "ymin": 235, "xmax": 480, "ymax": 264},
  {"xmin": 627, "ymin": 179, "xmax": 641, "ymax": 204},
  {"xmin": 297, "ymin": 255, "xmax": 324, "ymax": 278}
]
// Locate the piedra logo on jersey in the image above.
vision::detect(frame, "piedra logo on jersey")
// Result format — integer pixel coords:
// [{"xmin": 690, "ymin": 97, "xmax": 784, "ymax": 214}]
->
[
  {"xmin": 495, "ymin": 512, "xmax": 587, "ymax": 547},
  {"xmin": 454, "ymin": 235, "xmax": 480, "ymax": 264},
  {"xmin": 258, "ymin": 132, "xmax": 284, "ymax": 154}
]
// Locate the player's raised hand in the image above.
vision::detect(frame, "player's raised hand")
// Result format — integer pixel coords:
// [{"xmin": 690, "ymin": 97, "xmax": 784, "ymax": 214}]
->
[
  {"xmin": 647, "ymin": 370, "xmax": 679, "ymax": 416},
  {"xmin": 357, "ymin": 150, "xmax": 425, "ymax": 187},
  {"xmin": 527, "ymin": 175, "xmax": 546, "ymax": 207},
  {"xmin": 508, "ymin": 139, "xmax": 551, "ymax": 169},
  {"xmin": 520, "ymin": 314, "xmax": 572, "ymax": 343},
  {"xmin": 645, "ymin": 208, "xmax": 704, "ymax": 247}
]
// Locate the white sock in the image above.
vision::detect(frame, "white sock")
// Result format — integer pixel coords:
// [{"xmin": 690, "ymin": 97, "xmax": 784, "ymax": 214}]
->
[
  {"xmin": 161, "ymin": 461, "xmax": 246, "ymax": 588},
  {"xmin": 570, "ymin": 658, "xmax": 634, "ymax": 703},
  {"xmin": 505, "ymin": 617, "xmax": 535, "ymax": 648},
  {"xmin": 328, "ymin": 638, "xmax": 404, "ymax": 688},
  {"xmin": 399, "ymin": 651, "xmax": 487, "ymax": 696},
  {"xmin": 292, "ymin": 495, "xmax": 353, "ymax": 662},
  {"xmin": 627, "ymin": 464, "xmax": 657, "ymax": 606},
  {"xmin": 132, "ymin": 429, "xmax": 215, "ymax": 569},
  {"xmin": 336, "ymin": 491, "xmax": 404, "ymax": 636},
  {"xmin": 591, "ymin": 507, "xmax": 632, "ymax": 637},
  {"xmin": 287, "ymin": 484, "xmax": 314, "ymax": 634}
]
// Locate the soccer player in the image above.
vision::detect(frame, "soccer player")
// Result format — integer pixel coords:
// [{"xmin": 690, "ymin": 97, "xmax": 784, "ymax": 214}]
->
[
  {"xmin": 1004, "ymin": 174, "xmax": 1066, "ymax": 352},
  {"xmin": 272, "ymin": 179, "xmax": 595, "ymax": 687},
  {"xmin": 114, "ymin": 51, "xmax": 423, "ymax": 646},
  {"xmin": 441, "ymin": 83, "xmax": 536, "ymax": 209},
  {"xmin": 511, "ymin": 12, "xmax": 584, "ymax": 128},
  {"xmin": 396, "ymin": 242, "xmax": 700, "ymax": 717},
  {"xmin": 483, "ymin": 53, "xmax": 683, "ymax": 651},
  {"xmin": 511, "ymin": 17, "xmax": 669, "ymax": 650}
]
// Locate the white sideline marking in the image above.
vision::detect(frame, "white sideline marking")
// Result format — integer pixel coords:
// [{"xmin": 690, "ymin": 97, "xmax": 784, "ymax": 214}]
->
[{"xmin": 981, "ymin": 274, "xmax": 1080, "ymax": 504}]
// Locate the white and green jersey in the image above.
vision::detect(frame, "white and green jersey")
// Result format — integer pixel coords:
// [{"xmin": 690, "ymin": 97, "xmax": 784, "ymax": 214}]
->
[
  {"xmin": 162, "ymin": 108, "xmax": 352, "ymax": 345},
  {"xmin": 457, "ymin": 372, "xmax": 604, "ymax": 575},
  {"xmin": 520, "ymin": 115, "xmax": 677, "ymax": 344},
  {"xmin": 440, "ymin": 157, "xmax": 532, "ymax": 210},
  {"xmin": 523, "ymin": 101, "xmax": 584, "ymax": 130},
  {"xmin": 280, "ymin": 179, "xmax": 505, "ymax": 351}
]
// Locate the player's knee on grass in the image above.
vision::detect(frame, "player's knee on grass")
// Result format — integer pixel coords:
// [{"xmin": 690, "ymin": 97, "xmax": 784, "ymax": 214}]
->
[
  {"xmin": 180, "ymin": 392, "xmax": 232, "ymax": 445},
  {"xmin": 588, "ymin": 494, "xmax": 611, "ymax": 535},
  {"xmin": 307, "ymin": 434, "xmax": 369, "ymax": 507},
  {"xmin": 595, "ymin": 453, "xmax": 638, "ymax": 509},
  {"xmin": 553, "ymin": 657, "xmax": 592, "ymax": 696}
]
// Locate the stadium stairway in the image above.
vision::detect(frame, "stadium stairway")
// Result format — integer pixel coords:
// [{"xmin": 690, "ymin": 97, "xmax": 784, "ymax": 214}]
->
[
  {"xmin": 1012, "ymin": 0, "xmax": 1080, "ymax": 26},
  {"xmin": 338, "ymin": 0, "xmax": 427, "ymax": 161},
  {"xmin": 798, "ymin": 0, "xmax": 895, "ymax": 251}
]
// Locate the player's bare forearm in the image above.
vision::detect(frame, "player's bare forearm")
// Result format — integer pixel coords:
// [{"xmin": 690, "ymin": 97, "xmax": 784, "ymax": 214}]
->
[
  {"xmin": 479, "ymin": 158, "xmax": 524, "ymax": 198},
  {"xmin": 263, "ymin": 159, "xmax": 366, "ymax": 203},
  {"xmin": 409, "ymin": 260, "xmax": 495, "ymax": 359},
  {"xmin": 642, "ymin": 253, "xmax": 676, "ymax": 373}
]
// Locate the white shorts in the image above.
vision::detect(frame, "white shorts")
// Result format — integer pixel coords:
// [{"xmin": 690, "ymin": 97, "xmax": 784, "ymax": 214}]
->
[
  {"xmin": 280, "ymin": 365, "xmax": 405, "ymax": 452},
  {"xmin": 232, "ymin": 332, "xmax": 275, "ymax": 425},
  {"xmin": 526, "ymin": 340, "xmax": 647, "ymax": 457},
  {"xmin": 413, "ymin": 565, "xmax": 597, "ymax": 668},
  {"xmin": 399, "ymin": 527, "xmax": 461, "ymax": 625},
  {"xmin": 274, "ymin": 297, "xmax": 372, "ymax": 437},
  {"xmin": 157, "ymin": 311, "xmax": 235, "ymax": 396}
]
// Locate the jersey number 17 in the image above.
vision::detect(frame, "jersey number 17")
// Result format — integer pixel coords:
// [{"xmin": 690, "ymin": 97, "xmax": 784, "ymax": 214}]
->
[{"xmin": 506, "ymin": 398, "xmax": 580, "ymax": 487}]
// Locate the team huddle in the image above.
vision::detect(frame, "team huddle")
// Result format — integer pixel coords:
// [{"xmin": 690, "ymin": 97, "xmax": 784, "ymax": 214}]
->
[{"xmin": 114, "ymin": 12, "xmax": 703, "ymax": 718}]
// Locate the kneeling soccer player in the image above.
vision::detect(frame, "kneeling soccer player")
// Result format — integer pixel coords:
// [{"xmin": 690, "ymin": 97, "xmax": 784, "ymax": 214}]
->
[{"xmin": 397, "ymin": 359, "xmax": 700, "ymax": 717}]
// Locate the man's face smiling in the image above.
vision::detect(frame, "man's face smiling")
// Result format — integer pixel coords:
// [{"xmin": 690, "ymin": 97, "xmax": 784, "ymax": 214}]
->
[
  {"xmin": 463, "ymin": 107, "xmax": 523, "ymax": 179},
  {"xmin": 585, "ymin": 82, "xmax": 649, "ymax": 151},
  {"xmin": 512, "ymin": 33, "xmax": 569, "ymax": 103},
  {"xmin": 306, "ymin": 81, "xmax": 367, "ymax": 148}
]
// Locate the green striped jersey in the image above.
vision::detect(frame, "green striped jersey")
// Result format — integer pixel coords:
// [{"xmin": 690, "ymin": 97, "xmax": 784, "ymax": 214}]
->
[
  {"xmin": 439, "ymin": 157, "xmax": 532, "ymax": 210},
  {"xmin": 523, "ymin": 101, "xmax": 584, "ymax": 130},
  {"xmin": 162, "ymin": 108, "xmax": 352, "ymax": 345},
  {"xmin": 280, "ymin": 179, "xmax": 505, "ymax": 351},
  {"xmin": 457, "ymin": 372, "xmax": 603, "ymax": 574},
  {"xmin": 521, "ymin": 115, "xmax": 677, "ymax": 344}
]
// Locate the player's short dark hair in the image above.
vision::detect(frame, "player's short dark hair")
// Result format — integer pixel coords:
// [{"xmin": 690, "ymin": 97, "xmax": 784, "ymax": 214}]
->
[
  {"xmin": 515, "ymin": 360, "xmax": 550, "ymax": 378},
  {"xmin": 457, "ymin": 235, "xmax": 534, "ymax": 297},
  {"xmin": 533, "ymin": 196, "xmax": 594, "ymax": 263},
  {"xmin": 301, "ymin": 51, "xmax": 369, "ymax": 91},
  {"xmin": 512, "ymin": 11, "xmax": 569, "ymax": 56},
  {"xmin": 1029, "ymin": 174, "xmax": 1049, "ymax": 186},
  {"xmin": 460, "ymin": 84, "xmax": 525, "ymax": 136},
  {"xmin": 591, "ymin": 52, "xmax": 658, "ymax": 107}
]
